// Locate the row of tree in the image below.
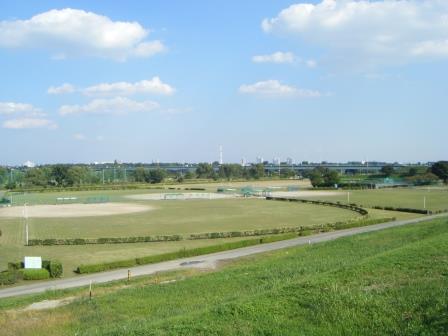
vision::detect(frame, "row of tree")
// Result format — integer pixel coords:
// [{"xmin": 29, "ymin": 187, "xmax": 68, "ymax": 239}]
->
[
  {"xmin": 380, "ymin": 162, "xmax": 448, "ymax": 184},
  {"xmin": 195, "ymin": 163, "xmax": 267, "ymax": 180},
  {"xmin": 1, "ymin": 161, "xmax": 446, "ymax": 189}
]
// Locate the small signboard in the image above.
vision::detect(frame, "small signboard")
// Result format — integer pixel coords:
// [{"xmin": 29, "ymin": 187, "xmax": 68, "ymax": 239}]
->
[{"xmin": 24, "ymin": 256, "xmax": 42, "ymax": 269}]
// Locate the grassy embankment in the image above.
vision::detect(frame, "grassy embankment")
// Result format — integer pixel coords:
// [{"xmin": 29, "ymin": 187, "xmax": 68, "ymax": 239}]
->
[{"xmin": 0, "ymin": 217, "xmax": 446, "ymax": 335}]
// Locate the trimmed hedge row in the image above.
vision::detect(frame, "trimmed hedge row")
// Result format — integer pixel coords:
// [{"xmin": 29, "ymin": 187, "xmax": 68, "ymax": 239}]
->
[
  {"xmin": 7, "ymin": 260, "xmax": 63, "ymax": 279},
  {"xmin": 27, "ymin": 235, "xmax": 183, "ymax": 246},
  {"xmin": 76, "ymin": 239, "xmax": 262, "ymax": 274},
  {"xmin": 265, "ymin": 197, "xmax": 369, "ymax": 216},
  {"xmin": 371, "ymin": 205, "xmax": 430, "ymax": 215},
  {"xmin": 20, "ymin": 268, "xmax": 50, "ymax": 280},
  {"xmin": 75, "ymin": 217, "xmax": 395, "ymax": 275}
]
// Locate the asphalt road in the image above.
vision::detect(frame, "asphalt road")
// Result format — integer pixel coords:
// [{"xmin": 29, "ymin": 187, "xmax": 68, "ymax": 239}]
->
[{"xmin": 0, "ymin": 213, "xmax": 446, "ymax": 299}]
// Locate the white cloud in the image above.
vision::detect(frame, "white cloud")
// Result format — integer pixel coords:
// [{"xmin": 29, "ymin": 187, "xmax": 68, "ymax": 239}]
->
[
  {"xmin": 305, "ymin": 59, "xmax": 317, "ymax": 68},
  {"xmin": 239, "ymin": 80, "xmax": 321, "ymax": 98},
  {"xmin": 262, "ymin": 0, "xmax": 448, "ymax": 66},
  {"xmin": 0, "ymin": 102, "xmax": 45, "ymax": 116},
  {"xmin": 47, "ymin": 83, "xmax": 76, "ymax": 95},
  {"xmin": 132, "ymin": 41, "xmax": 165, "ymax": 57},
  {"xmin": 73, "ymin": 133, "xmax": 86, "ymax": 140},
  {"xmin": 59, "ymin": 97, "xmax": 159, "ymax": 116},
  {"xmin": 83, "ymin": 77, "xmax": 174, "ymax": 97},
  {"xmin": 252, "ymin": 51, "xmax": 295, "ymax": 63},
  {"xmin": 3, "ymin": 118, "xmax": 57, "ymax": 129},
  {"xmin": 0, "ymin": 8, "xmax": 166, "ymax": 61}
]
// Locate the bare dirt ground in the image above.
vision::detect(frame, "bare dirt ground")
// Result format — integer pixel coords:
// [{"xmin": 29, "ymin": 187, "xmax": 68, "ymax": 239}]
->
[
  {"xmin": 270, "ymin": 191, "xmax": 343, "ymax": 198},
  {"xmin": 126, "ymin": 192, "xmax": 236, "ymax": 201},
  {"xmin": 22, "ymin": 297, "xmax": 76, "ymax": 311},
  {"xmin": 0, "ymin": 203, "xmax": 153, "ymax": 218}
]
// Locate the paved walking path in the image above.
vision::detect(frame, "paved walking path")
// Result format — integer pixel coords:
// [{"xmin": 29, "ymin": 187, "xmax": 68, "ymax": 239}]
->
[{"xmin": 1, "ymin": 213, "xmax": 446, "ymax": 299}]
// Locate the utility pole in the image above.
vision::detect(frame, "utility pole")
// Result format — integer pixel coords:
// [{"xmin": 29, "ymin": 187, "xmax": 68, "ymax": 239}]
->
[
  {"xmin": 102, "ymin": 169, "xmax": 105, "ymax": 184},
  {"xmin": 423, "ymin": 196, "xmax": 426, "ymax": 210}
]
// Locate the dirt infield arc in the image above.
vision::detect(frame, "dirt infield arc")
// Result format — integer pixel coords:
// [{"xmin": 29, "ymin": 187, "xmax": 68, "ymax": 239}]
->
[{"xmin": 0, "ymin": 203, "xmax": 153, "ymax": 218}]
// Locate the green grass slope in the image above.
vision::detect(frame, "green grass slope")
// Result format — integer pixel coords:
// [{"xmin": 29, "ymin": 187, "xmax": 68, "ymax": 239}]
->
[{"xmin": 2, "ymin": 218, "xmax": 447, "ymax": 335}]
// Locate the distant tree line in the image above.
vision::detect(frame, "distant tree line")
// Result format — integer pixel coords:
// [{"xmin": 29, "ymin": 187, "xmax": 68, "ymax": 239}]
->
[
  {"xmin": 379, "ymin": 163, "xmax": 445, "ymax": 185},
  {"xmin": 1, "ymin": 161, "xmax": 446, "ymax": 190}
]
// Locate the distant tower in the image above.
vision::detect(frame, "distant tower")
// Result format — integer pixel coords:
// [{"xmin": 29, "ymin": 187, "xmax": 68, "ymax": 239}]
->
[{"xmin": 219, "ymin": 145, "xmax": 223, "ymax": 165}]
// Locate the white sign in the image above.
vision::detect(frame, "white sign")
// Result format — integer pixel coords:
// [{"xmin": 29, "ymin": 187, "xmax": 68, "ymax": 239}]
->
[{"xmin": 24, "ymin": 256, "xmax": 42, "ymax": 269}]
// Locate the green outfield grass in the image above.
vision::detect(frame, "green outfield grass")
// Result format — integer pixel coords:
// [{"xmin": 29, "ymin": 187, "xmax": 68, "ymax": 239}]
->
[
  {"xmin": 1, "ymin": 217, "xmax": 446, "ymax": 335},
  {"xmin": 0, "ymin": 199, "xmax": 364, "ymax": 275},
  {"xmin": 27, "ymin": 199, "xmax": 361, "ymax": 238},
  {"xmin": 5, "ymin": 188, "xmax": 167, "ymax": 206},
  {"xmin": 305, "ymin": 187, "xmax": 448, "ymax": 211}
]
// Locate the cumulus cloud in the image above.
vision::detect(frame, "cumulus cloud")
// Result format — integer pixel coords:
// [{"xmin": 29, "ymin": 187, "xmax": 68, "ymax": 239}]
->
[
  {"xmin": 239, "ymin": 80, "xmax": 321, "ymax": 98},
  {"xmin": 305, "ymin": 59, "xmax": 317, "ymax": 68},
  {"xmin": 0, "ymin": 8, "xmax": 166, "ymax": 61},
  {"xmin": 0, "ymin": 101, "xmax": 57, "ymax": 129},
  {"xmin": 262, "ymin": 0, "xmax": 448, "ymax": 66},
  {"xmin": 73, "ymin": 133, "xmax": 86, "ymax": 140},
  {"xmin": 47, "ymin": 83, "xmax": 76, "ymax": 95},
  {"xmin": 3, "ymin": 118, "xmax": 57, "ymax": 129},
  {"xmin": 252, "ymin": 51, "xmax": 295, "ymax": 63},
  {"xmin": 83, "ymin": 77, "xmax": 174, "ymax": 97},
  {"xmin": 59, "ymin": 97, "xmax": 159, "ymax": 116},
  {"xmin": 0, "ymin": 102, "xmax": 45, "ymax": 116}
]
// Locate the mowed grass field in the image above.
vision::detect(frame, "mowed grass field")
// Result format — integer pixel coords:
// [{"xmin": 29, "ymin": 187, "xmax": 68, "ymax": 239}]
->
[
  {"xmin": 4, "ymin": 180, "xmax": 309, "ymax": 206},
  {"xmin": 0, "ymin": 185, "xmax": 436, "ymax": 276},
  {"xmin": 301, "ymin": 187, "xmax": 448, "ymax": 212},
  {"xmin": 0, "ymin": 198, "xmax": 362, "ymax": 275},
  {"xmin": 27, "ymin": 199, "xmax": 360, "ymax": 238},
  {"xmin": 1, "ymin": 217, "xmax": 447, "ymax": 335}
]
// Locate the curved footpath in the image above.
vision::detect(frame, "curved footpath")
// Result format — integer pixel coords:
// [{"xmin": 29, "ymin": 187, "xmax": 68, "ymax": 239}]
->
[{"xmin": 1, "ymin": 213, "xmax": 447, "ymax": 299}]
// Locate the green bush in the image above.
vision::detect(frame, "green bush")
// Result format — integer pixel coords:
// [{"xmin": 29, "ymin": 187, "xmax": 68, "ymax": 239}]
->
[
  {"xmin": 48, "ymin": 260, "xmax": 63, "ymax": 278},
  {"xmin": 77, "ymin": 239, "xmax": 261, "ymax": 274},
  {"xmin": 0, "ymin": 270, "xmax": 19, "ymax": 285},
  {"xmin": 266, "ymin": 196, "xmax": 369, "ymax": 215},
  {"xmin": 7, "ymin": 261, "xmax": 23, "ymax": 270},
  {"xmin": 20, "ymin": 268, "xmax": 50, "ymax": 280},
  {"xmin": 76, "ymin": 258, "xmax": 136, "ymax": 274}
]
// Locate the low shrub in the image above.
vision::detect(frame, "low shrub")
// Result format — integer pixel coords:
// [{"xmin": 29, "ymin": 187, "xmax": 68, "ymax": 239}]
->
[
  {"xmin": 20, "ymin": 268, "xmax": 50, "ymax": 280},
  {"xmin": 28, "ymin": 235, "xmax": 183, "ymax": 246},
  {"xmin": 7, "ymin": 261, "xmax": 23, "ymax": 270},
  {"xmin": 371, "ymin": 205, "xmax": 430, "ymax": 214},
  {"xmin": 266, "ymin": 197, "xmax": 369, "ymax": 216},
  {"xmin": 76, "ymin": 258, "xmax": 136, "ymax": 274},
  {"xmin": 76, "ymin": 239, "xmax": 261, "ymax": 274},
  {"xmin": 0, "ymin": 270, "xmax": 19, "ymax": 285},
  {"xmin": 48, "ymin": 260, "xmax": 63, "ymax": 278},
  {"xmin": 333, "ymin": 217, "xmax": 396, "ymax": 230}
]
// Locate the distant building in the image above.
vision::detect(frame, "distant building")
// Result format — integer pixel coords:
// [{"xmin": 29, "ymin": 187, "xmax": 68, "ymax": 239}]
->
[
  {"xmin": 286, "ymin": 157, "xmax": 294, "ymax": 165},
  {"xmin": 23, "ymin": 161, "xmax": 35, "ymax": 168},
  {"xmin": 256, "ymin": 156, "xmax": 263, "ymax": 164},
  {"xmin": 273, "ymin": 157, "xmax": 280, "ymax": 165}
]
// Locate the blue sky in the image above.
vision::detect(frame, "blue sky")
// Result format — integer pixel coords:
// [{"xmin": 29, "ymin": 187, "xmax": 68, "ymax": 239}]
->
[{"xmin": 0, "ymin": 0, "xmax": 446, "ymax": 165}]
